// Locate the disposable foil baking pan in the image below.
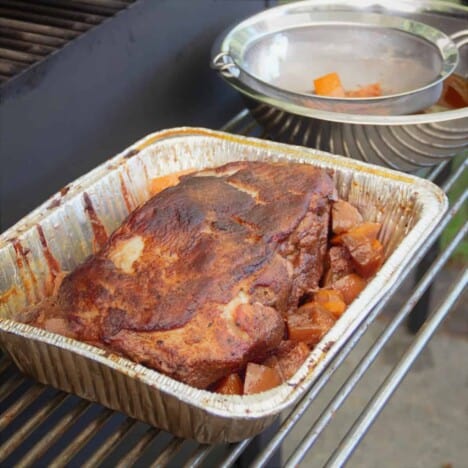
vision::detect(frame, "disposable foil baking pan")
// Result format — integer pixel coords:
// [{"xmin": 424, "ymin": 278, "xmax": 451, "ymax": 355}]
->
[{"xmin": 0, "ymin": 128, "xmax": 447, "ymax": 443}]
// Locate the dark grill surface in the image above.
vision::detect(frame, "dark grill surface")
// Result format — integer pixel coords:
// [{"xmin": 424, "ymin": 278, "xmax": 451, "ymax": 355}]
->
[{"xmin": 0, "ymin": 0, "xmax": 135, "ymax": 84}]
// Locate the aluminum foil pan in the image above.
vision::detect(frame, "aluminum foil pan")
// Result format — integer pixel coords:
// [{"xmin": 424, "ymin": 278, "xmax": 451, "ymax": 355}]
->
[{"xmin": 0, "ymin": 128, "xmax": 447, "ymax": 443}]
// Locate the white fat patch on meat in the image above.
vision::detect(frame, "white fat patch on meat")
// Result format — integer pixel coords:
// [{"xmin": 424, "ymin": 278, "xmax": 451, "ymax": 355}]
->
[
  {"xmin": 227, "ymin": 180, "xmax": 265, "ymax": 204},
  {"xmin": 109, "ymin": 235, "xmax": 144, "ymax": 274},
  {"xmin": 278, "ymin": 252, "xmax": 294, "ymax": 278},
  {"xmin": 221, "ymin": 290, "xmax": 250, "ymax": 339},
  {"xmin": 221, "ymin": 290, "xmax": 248, "ymax": 319},
  {"xmin": 193, "ymin": 167, "xmax": 239, "ymax": 178}
]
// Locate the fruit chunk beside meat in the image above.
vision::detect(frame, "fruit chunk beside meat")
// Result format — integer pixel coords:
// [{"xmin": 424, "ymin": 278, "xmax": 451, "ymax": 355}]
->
[
  {"xmin": 333, "ymin": 274, "xmax": 367, "ymax": 305},
  {"xmin": 314, "ymin": 289, "xmax": 347, "ymax": 318},
  {"xmin": 213, "ymin": 373, "xmax": 243, "ymax": 395},
  {"xmin": 338, "ymin": 223, "xmax": 384, "ymax": 278},
  {"xmin": 274, "ymin": 341, "xmax": 310, "ymax": 381},
  {"xmin": 332, "ymin": 200, "xmax": 363, "ymax": 234},
  {"xmin": 287, "ymin": 302, "xmax": 336, "ymax": 347},
  {"xmin": 244, "ymin": 363, "xmax": 283, "ymax": 395}
]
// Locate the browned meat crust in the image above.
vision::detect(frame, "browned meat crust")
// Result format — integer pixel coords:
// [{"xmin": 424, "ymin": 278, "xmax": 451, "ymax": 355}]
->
[{"xmin": 31, "ymin": 161, "xmax": 335, "ymax": 388}]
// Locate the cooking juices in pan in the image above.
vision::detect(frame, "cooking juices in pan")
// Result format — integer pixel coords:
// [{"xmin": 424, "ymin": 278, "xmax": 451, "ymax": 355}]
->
[
  {"xmin": 425, "ymin": 73, "xmax": 468, "ymax": 112},
  {"xmin": 310, "ymin": 72, "xmax": 467, "ymax": 112}
]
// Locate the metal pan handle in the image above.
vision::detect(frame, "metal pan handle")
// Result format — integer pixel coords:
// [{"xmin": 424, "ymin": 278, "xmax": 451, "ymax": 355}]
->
[
  {"xmin": 450, "ymin": 30, "xmax": 468, "ymax": 49},
  {"xmin": 211, "ymin": 52, "xmax": 240, "ymax": 79}
]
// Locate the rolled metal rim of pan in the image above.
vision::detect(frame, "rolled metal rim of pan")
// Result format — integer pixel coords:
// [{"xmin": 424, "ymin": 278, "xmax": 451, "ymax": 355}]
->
[
  {"xmin": 213, "ymin": 0, "xmax": 468, "ymax": 125},
  {"xmin": 222, "ymin": 72, "xmax": 468, "ymax": 126}
]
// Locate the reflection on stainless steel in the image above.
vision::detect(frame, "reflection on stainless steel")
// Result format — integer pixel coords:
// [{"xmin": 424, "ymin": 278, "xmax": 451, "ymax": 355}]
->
[
  {"xmin": 49, "ymin": 408, "xmax": 114, "ymax": 467},
  {"xmin": 151, "ymin": 438, "xmax": 185, "ymax": 467},
  {"xmin": 246, "ymin": 101, "xmax": 468, "ymax": 172},
  {"xmin": 0, "ymin": 372, "xmax": 23, "ymax": 401},
  {"xmin": 0, "ymin": 384, "xmax": 45, "ymax": 429},
  {"xmin": 81, "ymin": 418, "xmax": 137, "ymax": 468},
  {"xmin": 183, "ymin": 444, "xmax": 213, "ymax": 468}
]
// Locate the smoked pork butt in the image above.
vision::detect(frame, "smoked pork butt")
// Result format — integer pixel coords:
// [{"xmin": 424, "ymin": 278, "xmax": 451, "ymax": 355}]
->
[{"xmin": 31, "ymin": 161, "xmax": 335, "ymax": 388}]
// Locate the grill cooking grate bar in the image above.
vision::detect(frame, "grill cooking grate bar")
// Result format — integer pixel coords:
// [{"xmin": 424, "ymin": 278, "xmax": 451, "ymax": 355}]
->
[
  {"xmin": 285, "ymin": 215, "xmax": 468, "ymax": 467},
  {"xmin": 0, "ymin": 17, "xmax": 81, "ymax": 40},
  {"xmin": 16, "ymin": 398, "xmax": 91, "ymax": 467},
  {"xmin": 0, "ymin": 46, "xmax": 43, "ymax": 63},
  {"xmin": 49, "ymin": 408, "xmax": 115, "ymax": 467},
  {"xmin": 0, "ymin": 385, "xmax": 46, "ymax": 431},
  {"xmin": 0, "ymin": 1, "xmax": 106, "ymax": 24},
  {"xmin": 0, "ymin": 27, "xmax": 66, "ymax": 47},
  {"xmin": 0, "ymin": 7, "xmax": 92, "ymax": 32},
  {"xmin": 0, "ymin": 37, "xmax": 55, "ymax": 55},
  {"xmin": 182, "ymin": 444, "xmax": 212, "ymax": 468},
  {"xmin": 149, "ymin": 438, "xmax": 185, "ymax": 467},
  {"xmin": 0, "ymin": 374, "xmax": 24, "ymax": 402},
  {"xmin": 0, "ymin": 56, "xmax": 27, "ymax": 76},
  {"xmin": 326, "ymin": 265, "xmax": 467, "ymax": 467},
  {"xmin": 0, "ymin": 111, "xmax": 465, "ymax": 467},
  {"xmin": 0, "ymin": 389, "xmax": 67, "ymax": 460},
  {"xmin": 0, "ymin": 355, "xmax": 12, "ymax": 374},
  {"xmin": 81, "ymin": 417, "xmax": 138, "ymax": 468},
  {"xmin": 30, "ymin": 0, "xmax": 130, "ymax": 16},
  {"xmin": 0, "ymin": 0, "xmax": 136, "ymax": 84},
  {"xmin": 114, "ymin": 427, "xmax": 161, "ymax": 467}
]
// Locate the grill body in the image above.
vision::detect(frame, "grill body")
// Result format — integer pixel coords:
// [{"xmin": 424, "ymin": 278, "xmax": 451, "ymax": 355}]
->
[{"xmin": 0, "ymin": 0, "xmax": 272, "ymax": 229}]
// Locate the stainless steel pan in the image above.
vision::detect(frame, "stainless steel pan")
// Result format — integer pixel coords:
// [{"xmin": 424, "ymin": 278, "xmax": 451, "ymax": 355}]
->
[
  {"xmin": 213, "ymin": 10, "xmax": 460, "ymax": 116},
  {"xmin": 212, "ymin": 0, "xmax": 468, "ymax": 172}
]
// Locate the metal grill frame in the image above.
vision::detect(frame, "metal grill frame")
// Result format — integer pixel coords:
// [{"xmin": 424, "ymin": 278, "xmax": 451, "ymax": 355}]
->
[{"xmin": 0, "ymin": 109, "xmax": 466, "ymax": 467}]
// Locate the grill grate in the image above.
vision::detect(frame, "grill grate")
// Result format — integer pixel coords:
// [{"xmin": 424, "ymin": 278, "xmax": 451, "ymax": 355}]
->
[
  {"xmin": 0, "ymin": 110, "xmax": 466, "ymax": 467},
  {"xmin": 0, "ymin": 0, "xmax": 135, "ymax": 84}
]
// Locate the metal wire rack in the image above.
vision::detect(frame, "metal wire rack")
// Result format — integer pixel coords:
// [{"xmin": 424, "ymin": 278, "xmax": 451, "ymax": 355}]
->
[
  {"xmin": 0, "ymin": 109, "xmax": 466, "ymax": 467},
  {"xmin": 0, "ymin": 0, "xmax": 136, "ymax": 85}
]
